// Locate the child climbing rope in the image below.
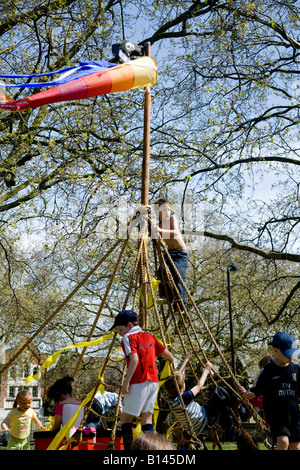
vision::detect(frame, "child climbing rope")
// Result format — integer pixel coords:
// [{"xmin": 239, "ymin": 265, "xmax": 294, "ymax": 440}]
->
[
  {"xmin": 163, "ymin": 353, "xmax": 240, "ymax": 443},
  {"xmin": 109, "ymin": 309, "xmax": 174, "ymax": 450},
  {"xmin": 151, "ymin": 197, "xmax": 188, "ymax": 308}
]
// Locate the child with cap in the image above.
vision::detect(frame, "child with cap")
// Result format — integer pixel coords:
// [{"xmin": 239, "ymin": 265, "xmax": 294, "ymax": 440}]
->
[
  {"xmin": 240, "ymin": 331, "xmax": 300, "ymax": 450},
  {"xmin": 109, "ymin": 309, "xmax": 174, "ymax": 450}
]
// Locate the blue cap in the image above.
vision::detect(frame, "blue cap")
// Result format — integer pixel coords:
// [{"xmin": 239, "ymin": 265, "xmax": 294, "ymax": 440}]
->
[
  {"xmin": 109, "ymin": 310, "xmax": 139, "ymax": 331},
  {"xmin": 269, "ymin": 332, "xmax": 300, "ymax": 359}
]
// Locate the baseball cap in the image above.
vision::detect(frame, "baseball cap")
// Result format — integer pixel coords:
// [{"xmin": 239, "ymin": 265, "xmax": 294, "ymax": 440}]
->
[
  {"xmin": 269, "ymin": 332, "xmax": 300, "ymax": 359},
  {"xmin": 109, "ymin": 310, "xmax": 139, "ymax": 331}
]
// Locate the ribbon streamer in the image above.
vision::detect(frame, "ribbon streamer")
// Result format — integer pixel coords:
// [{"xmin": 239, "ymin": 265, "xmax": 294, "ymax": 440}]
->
[
  {"xmin": 25, "ymin": 332, "xmax": 114, "ymax": 385},
  {"xmin": 139, "ymin": 276, "xmax": 161, "ymax": 309},
  {"xmin": 0, "ymin": 60, "xmax": 117, "ymax": 87}
]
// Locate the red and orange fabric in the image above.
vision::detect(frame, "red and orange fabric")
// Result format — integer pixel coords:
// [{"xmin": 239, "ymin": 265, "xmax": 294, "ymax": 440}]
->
[{"xmin": 0, "ymin": 56, "xmax": 157, "ymax": 112}]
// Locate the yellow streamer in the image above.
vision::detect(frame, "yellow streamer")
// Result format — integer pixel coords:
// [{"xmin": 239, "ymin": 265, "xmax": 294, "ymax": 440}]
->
[
  {"xmin": 139, "ymin": 277, "xmax": 161, "ymax": 309},
  {"xmin": 132, "ymin": 418, "xmax": 142, "ymax": 439},
  {"xmin": 97, "ymin": 365, "xmax": 105, "ymax": 396},
  {"xmin": 153, "ymin": 360, "xmax": 171, "ymax": 427},
  {"xmin": 166, "ymin": 420, "xmax": 179, "ymax": 440},
  {"xmin": 26, "ymin": 332, "xmax": 114, "ymax": 385}
]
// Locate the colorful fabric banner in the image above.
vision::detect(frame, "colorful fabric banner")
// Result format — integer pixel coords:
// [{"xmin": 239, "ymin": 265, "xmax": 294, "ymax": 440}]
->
[{"xmin": 0, "ymin": 56, "xmax": 157, "ymax": 112}]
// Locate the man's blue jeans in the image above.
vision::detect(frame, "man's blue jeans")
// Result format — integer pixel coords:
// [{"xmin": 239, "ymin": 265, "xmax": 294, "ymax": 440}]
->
[{"xmin": 162, "ymin": 249, "xmax": 188, "ymax": 306}]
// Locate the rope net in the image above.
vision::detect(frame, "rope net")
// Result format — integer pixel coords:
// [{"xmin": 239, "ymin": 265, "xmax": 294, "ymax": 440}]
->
[{"xmin": 0, "ymin": 208, "xmax": 267, "ymax": 450}]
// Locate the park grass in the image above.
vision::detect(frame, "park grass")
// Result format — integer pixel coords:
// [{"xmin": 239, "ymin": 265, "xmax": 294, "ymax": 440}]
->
[{"xmin": 205, "ymin": 441, "xmax": 269, "ymax": 450}]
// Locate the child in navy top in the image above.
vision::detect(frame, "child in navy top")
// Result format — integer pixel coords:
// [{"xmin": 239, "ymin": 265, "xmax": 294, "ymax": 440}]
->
[{"xmin": 240, "ymin": 332, "xmax": 300, "ymax": 450}]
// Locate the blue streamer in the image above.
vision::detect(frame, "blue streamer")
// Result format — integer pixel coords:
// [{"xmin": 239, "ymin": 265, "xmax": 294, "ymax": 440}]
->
[{"xmin": 0, "ymin": 60, "xmax": 117, "ymax": 88}]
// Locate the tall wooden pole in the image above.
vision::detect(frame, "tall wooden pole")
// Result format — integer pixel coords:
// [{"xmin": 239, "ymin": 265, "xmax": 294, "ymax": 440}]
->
[
  {"xmin": 140, "ymin": 42, "xmax": 151, "ymax": 327},
  {"xmin": 141, "ymin": 41, "xmax": 151, "ymax": 207}
]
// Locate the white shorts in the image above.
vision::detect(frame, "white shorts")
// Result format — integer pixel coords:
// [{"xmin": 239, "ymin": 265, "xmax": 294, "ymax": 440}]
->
[{"xmin": 123, "ymin": 381, "xmax": 159, "ymax": 417}]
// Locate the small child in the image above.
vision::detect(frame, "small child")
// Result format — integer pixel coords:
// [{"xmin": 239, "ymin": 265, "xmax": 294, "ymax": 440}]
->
[
  {"xmin": 109, "ymin": 309, "xmax": 174, "ymax": 450},
  {"xmin": 164, "ymin": 353, "xmax": 239, "ymax": 439},
  {"xmin": 1, "ymin": 389, "xmax": 46, "ymax": 450},
  {"xmin": 151, "ymin": 197, "xmax": 188, "ymax": 308},
  {"xmin": 240, "ymin": 332, "xmax": 300, "ymax": 451},
  {"xmin": 46, "ymin": 376, "xmax": 84, "ymax": 435}
]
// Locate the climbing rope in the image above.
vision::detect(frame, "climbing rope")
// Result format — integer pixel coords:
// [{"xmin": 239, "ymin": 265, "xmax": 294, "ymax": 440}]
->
[
  {"xmin": 151, "ymin": 229, "xmax": 267, "ymax": 443},
  {"xmin": 61, "ymin": 206, "xmax": 266, "ymax": 450},
  {"xmin": 2, "ymin": 204, "xmax": 268, "ymax": 451}
]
